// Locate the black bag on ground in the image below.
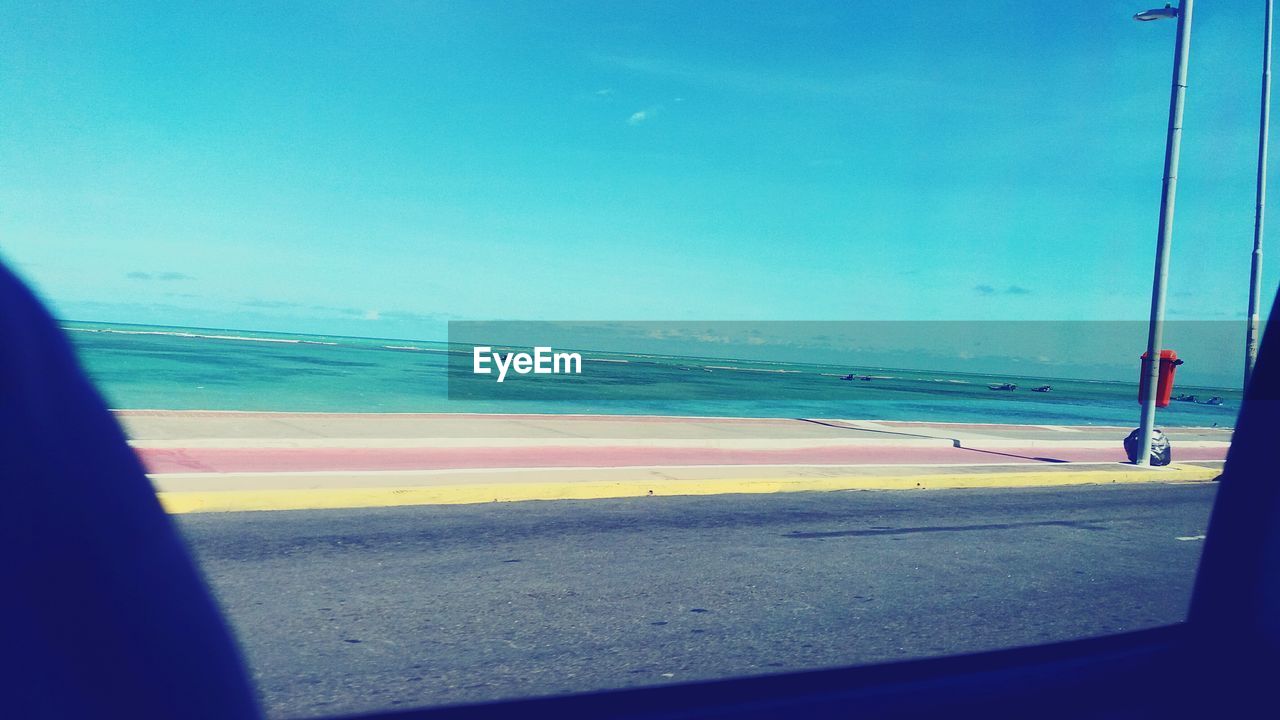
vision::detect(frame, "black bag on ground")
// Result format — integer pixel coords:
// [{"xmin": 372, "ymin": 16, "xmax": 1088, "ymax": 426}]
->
[{"xmin": 1124, "ymin": 428, "xmax": 1172, "ymax": 466}]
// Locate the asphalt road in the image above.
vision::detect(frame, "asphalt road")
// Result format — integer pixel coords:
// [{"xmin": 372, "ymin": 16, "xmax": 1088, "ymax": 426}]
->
[{"xmin": 177, "ymin": 483, "xmax": 1217, "ymax": 719}]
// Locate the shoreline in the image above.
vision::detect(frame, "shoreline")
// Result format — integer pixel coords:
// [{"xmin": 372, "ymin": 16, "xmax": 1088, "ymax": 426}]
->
[{"xmin": 111, "ymin": 408, "xmax": 1233, "ymax": 432}]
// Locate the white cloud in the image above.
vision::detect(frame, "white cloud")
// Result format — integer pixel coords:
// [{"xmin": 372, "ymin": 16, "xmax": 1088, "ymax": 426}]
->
[
  {"xmin": 627, "ymin": 104, "xmax": 666, "ymax": 126},
  {"xmin": 364, "ymin": 309, "xmax": 381, "ymax": 321},
  {"xmin": 595, "ymin": 88, "xmax": 614, "ymax": 96},
  {"xmin": 593, "ymin": 55, "xmax": 961, "ymax": 108}
]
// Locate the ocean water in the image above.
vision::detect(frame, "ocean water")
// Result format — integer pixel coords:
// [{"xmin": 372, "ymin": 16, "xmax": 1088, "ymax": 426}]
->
[{"xmin": 62, "ymin": 321, "xmax": 1242, "ymax": 427}]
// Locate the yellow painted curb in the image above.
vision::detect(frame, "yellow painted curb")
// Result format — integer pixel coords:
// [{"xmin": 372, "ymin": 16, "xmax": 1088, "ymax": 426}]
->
[{"xmin": 156, "ymin": 464, "xmax": 1221, "ymax": 514}]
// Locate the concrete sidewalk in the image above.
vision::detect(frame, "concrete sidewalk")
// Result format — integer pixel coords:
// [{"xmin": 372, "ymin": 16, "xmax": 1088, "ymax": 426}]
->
[
  {"xmin": 117, "ymin": 411, "xmax": 1229, "ymax": 513},
  {"xmin": 119, "ymin": 410, "xmax": 1233, "ymax": 447}
]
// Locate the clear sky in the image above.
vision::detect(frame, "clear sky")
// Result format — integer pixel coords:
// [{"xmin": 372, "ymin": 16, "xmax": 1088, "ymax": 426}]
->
[{"xmin": 2, "ymin": 1, "xmax": 1278, "ymax": 346}]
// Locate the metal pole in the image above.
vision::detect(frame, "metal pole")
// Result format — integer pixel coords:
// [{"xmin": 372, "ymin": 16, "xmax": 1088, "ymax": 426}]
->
[
  {"xmin": 1137, "ymin": 0, "xmax": 1194, "ymax": 466},
  {"xmin": 1246, "ymin": 0, "xmax": 1273, "ymax": 389}
]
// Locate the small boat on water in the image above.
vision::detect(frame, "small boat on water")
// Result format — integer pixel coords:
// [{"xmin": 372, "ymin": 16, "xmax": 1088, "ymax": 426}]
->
[
  {"xmin": 1031, "ymin": 385, "xmax": 1052, "ymax": 393},
  {"xmin": 1172, "ymin": 394, "xmax": 1224, "ymax": 406},
  {"xmin": 988, "ymin": 382, "xmax": 1017, "ymax": 391}
]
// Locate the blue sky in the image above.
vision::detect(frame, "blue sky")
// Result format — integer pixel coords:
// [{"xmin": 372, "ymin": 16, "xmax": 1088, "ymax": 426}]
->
[{"xmin": 2, "ymin": 1, "xmax": 1278, "ymax": 347}]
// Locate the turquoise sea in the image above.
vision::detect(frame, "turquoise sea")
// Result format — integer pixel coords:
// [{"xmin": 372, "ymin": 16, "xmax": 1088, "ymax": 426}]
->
[{"xmin": 63, "ymin": 321, "xmax": 1242, "ymax": 427}]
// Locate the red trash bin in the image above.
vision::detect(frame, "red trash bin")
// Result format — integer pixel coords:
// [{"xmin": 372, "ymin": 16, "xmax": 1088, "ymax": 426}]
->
[{"xmin": 1138, "ymin": 350, "xmax": 1182, "ymax": 408}]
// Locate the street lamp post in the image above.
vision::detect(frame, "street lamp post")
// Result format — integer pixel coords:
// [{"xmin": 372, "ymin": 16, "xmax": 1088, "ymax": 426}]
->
[
  {"xmin": 1134, "ymin": 0, "xmax": 1194, "ymax": 467},
  {"xmin": 1246, "ymin": 0, "xmax": 1273, "ymax": 389}
]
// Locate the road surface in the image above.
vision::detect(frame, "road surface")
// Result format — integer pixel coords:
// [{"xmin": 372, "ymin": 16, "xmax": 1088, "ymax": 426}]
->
[{"xmin": 178, "ymin": 482, "xmax": 1217, "ymax": 718}]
